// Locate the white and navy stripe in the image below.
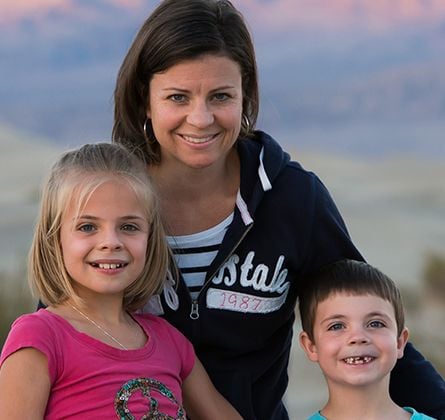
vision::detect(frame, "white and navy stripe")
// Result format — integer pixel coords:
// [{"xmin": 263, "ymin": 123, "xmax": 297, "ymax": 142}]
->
[{"xmin": 167, "ymin": 213, "xmax": 234, "ymax": 300}]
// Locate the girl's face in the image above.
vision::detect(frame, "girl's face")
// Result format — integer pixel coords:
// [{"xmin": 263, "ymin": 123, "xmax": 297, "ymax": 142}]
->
[
  {"xmin": 147, "ymin": 54, "xmax": 243, "ymax": 171},
  {"xmin": 300, "ymin": 293, "xmax": 409, "ymax": 390},
  {"xmin": 60, "ymin": 179, "xmax": 149, "ymax": 300}
]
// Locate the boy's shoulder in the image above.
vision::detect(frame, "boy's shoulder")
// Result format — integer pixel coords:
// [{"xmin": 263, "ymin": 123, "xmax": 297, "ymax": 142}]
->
[
  {"xmin": 404, "ymin": 407, "xmax": 438, "ymax": 420},
  {"xmin": 306, "ymin": 412, "xmax": 325, "ymax": 420},
  {"xmin": 307, "ymin": 408, "xmax": 437, "ymax": 420}
]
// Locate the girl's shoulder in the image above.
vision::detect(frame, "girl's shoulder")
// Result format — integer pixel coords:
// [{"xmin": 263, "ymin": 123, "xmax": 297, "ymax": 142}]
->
[
  {"xmin": 7, "ymin": 309, "xmax": 59, "ymax": 337},
  {"xmin": 134, "ymin": 312, "xmax": 185, "ymax": 338},
  {"xmin": 0, "ymin": 309, "xmax": 63, "ymax": 381},
  {"xmin": 134, "ymin": 313, "xmax": 193, "ymax": 351},
  {"xmin": 134, "ymin": 312, "xmax": 195, "ymax": 378}
]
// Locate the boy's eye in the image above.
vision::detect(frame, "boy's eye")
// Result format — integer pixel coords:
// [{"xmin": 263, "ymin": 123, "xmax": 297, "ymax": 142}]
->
[
  {"xmin": 368, "ymin": 320, "xmax": 385, "ymax": 328},
  {"xmin": 328, "ymin": 323, "xmax": 344, "ymax": 331},
  {"xmin": 78, "ymin": 224, "xmax": 95, "ymax": 232}
]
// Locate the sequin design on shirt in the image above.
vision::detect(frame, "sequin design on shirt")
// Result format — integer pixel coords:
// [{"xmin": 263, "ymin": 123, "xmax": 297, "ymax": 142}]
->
[{"xmin": 114, "ymin": 377, "xmax": 186, "ymax": 419}]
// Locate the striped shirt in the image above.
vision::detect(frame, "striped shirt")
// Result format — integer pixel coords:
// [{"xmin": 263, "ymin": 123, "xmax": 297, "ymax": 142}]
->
[{"xmin": 167, "ymin": 213, "xmax": 234, "ymax": 300}]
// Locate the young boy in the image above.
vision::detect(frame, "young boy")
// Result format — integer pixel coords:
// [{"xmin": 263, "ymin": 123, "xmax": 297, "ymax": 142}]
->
[{"xmin": 298, "ymin": 259, "xmax": 437, "ymax": 420}]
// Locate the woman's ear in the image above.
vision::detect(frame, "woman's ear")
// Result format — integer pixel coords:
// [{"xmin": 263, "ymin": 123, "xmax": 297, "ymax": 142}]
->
[
  {"xmin": 396, "ymin": 327, "xmax": 409, "ymax": 359},
  {"xmin": 299, "ymin": 331, "xmax": 319, "ymax": 362}
]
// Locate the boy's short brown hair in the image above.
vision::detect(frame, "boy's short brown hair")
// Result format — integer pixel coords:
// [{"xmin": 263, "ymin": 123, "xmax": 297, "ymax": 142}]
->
[{"xmin": 299, "ymin": 259, "xmax": 405, "ymax": 341}]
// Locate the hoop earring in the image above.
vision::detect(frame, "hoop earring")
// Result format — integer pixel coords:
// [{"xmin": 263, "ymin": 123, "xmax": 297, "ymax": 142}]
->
[
  {"xmin": 242, "ymin": 114, "xmax": 251, "ymax": 133},
  {"xmin": 143, "ymin": 119, "xmax": 149, "ymax": 142},
  {"xmin": 143, "ymin": 118, "xmax": 157, "ymax": 146}
]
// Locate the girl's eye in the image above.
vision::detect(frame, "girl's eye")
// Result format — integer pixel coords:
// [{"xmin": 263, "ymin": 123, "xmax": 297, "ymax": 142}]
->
[
  {"xmin": 368, "ymin": 320, "xmax": 385, "ymax": 328},
  {"xmin": 121, "ymin": 224, "xmax": 139, "ymax": 232},
  {"xmin": 78, "ymin": 224, "xmax": 95, "ymax": 233},
  {"xmin": 328, "ymin": 323, "xmax": 344, "ymax": 331}
]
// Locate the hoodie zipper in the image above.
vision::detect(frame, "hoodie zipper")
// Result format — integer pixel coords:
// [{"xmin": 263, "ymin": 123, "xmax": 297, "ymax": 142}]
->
[{"xmin": 188, "ymin": 223, "xmax": 254, "ymax": 320}]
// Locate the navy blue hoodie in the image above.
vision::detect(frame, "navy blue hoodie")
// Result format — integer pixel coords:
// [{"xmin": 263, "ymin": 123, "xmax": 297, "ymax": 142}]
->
[{"xmin": 149, "ymin": 131, "xmax": 445, "ymax": 419}]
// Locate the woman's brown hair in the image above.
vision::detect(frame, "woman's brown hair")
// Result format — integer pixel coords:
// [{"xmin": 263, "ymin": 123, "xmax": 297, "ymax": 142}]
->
[{"xmin": 112, "ymin": 0, "xmax": 259, "ymax": 164}]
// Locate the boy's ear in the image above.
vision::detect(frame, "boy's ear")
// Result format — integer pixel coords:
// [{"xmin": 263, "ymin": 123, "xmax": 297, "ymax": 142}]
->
[
  {"xmin": 299, "ymin": 331, "xmax": 319, "ymax": 362},
  {"xmin": 396, "ymin": 327, "xmax": 409, "ymax": 359}
]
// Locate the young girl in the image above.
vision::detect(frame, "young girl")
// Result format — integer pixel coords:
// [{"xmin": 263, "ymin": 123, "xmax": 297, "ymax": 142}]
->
[{"xmin": 0, "ymin": 143, "xmax": 242, "ymax": 419}]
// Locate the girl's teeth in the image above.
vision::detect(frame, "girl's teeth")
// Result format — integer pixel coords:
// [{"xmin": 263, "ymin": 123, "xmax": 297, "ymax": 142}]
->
[{"xmin": 97, "ymin": 263, "xmax": 122, "ymax": 269}]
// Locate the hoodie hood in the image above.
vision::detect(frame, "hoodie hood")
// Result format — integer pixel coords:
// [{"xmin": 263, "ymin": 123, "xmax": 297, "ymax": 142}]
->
[{"xmin": 237, "ymin": 130, "xmax": 292, "ymax": 223}]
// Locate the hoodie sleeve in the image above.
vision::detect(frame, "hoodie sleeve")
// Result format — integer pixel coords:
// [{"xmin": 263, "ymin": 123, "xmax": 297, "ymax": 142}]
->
[
  {"xmin": 390, "ymin": 343, "xmax": 445, "ymax": 419},
  {"xmin": 299, "ymin": 174, "xmax": 363, "ymax": 276},
  {"xmin": 302, "ymin": 175, "xmax": 445, "ymax": 418}
]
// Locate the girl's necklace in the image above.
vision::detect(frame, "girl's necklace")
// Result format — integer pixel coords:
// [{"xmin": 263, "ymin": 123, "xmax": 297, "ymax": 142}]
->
[{"xmin": 70, "ymin": 304, "xmax": 128, "ymax": 350}]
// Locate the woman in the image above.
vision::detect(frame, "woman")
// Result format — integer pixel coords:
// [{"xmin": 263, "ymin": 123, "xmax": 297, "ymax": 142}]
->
[{"xmin": 112, "ymin": 1, "xmax": 445, "ymax": 419}]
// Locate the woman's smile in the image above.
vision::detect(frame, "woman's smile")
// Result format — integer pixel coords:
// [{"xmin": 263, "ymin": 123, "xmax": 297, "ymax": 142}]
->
[{"xmin": 147, "ymin": 54, "xmax": 243, "ymax": 171}]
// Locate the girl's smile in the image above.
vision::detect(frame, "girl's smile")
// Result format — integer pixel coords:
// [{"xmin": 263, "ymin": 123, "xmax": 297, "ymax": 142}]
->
[{"xmin": 60, "ymin": 179, "xmax": 149, "ymax": 299}]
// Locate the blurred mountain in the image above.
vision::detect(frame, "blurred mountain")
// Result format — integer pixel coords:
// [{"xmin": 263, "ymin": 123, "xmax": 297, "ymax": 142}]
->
[
  {"xmin": 1, "ymin": 125, "xmax": 444, "ymax": 286},
  {"xmin": 0, "ymin": 1, "xmax": 445, "ymax": 156},
  {"xmin": 0, "ymin": 125, "xmax": 61, "ymax": 271}
]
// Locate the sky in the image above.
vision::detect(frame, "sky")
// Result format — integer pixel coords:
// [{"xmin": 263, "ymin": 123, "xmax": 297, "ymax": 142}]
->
[
  {"xmin": 2, "ymin": 0, "xmax": 445, "ymax": 28},
  {"xmin": 1, "ymin": 0, "xmax": 444, "ymax": 156}
]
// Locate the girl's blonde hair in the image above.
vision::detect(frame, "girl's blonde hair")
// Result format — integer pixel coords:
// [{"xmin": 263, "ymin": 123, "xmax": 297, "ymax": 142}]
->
[{"xmin": 29, "ymin": 142, "xmax": 170, "ymax": 312}]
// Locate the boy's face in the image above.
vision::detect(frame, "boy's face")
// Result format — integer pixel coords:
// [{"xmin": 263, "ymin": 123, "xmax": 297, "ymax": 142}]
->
[{"xmin": 299, "ymin": 292, "xmax": 409, "ymax": 390}]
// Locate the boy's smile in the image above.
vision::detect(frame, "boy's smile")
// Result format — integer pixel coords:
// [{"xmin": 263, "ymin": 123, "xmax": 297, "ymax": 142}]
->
[{"xmin": 300, "ymin": 293, "xmax": 408, "ymax": 389}]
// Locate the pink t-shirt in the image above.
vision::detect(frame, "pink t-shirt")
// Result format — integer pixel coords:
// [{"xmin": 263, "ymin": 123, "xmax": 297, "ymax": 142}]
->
[{"xmin": 0, "ymin": 309, "xmax": 195, "ymax": 419}]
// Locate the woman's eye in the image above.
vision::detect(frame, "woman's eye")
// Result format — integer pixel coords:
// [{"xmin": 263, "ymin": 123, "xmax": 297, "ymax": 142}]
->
[
  {"xmin": 78, "ymin": 224, "xmax": 95, "ymax": 232},
  {"xmin": 213, "ymin": 92, "xmax": 230, "ymax": 101},
  {"xmin": 328, "ymin": 323, "xmax": 344, "ymax": 331},
  {"xmin": 168, "ymin": 94, "xmax": 186, "ymax": 103},
  {"xmin": 369, "ymin": 320, "xmax": 385, "ymax": 328}
]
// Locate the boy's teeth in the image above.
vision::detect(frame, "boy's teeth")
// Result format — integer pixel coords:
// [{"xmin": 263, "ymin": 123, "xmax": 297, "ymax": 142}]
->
[{"xmin": 344, "ymin": 356, "xmax": 373, "ymax": 364}]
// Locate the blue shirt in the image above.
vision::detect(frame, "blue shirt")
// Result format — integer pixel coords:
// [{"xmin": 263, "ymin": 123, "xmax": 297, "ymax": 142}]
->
[{"xmin": 307, "ymin": 407, "xmax": 437, "ymax": 419}]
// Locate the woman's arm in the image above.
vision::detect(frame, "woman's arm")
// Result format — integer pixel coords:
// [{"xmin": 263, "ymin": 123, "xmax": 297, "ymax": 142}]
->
[
  {"xmin": 182, "ymin": 358, "xmax": 243, "ymax": 420},
  {"xmin": 390, "ymin": 343, "xmax": 445, "ymax": 419},
  {"xmin": 308, "ymin": 178, "xmax": 445, "ymax": 418},
  {"xmin": 0, "ymin": 348, "xmax": 51, "ymax": 419}
]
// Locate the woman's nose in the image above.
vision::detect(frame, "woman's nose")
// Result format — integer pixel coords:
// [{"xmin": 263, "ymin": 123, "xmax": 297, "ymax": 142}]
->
[{"xmin": 186, "ymin": 101, "xmax": 214, "ymax": 128}]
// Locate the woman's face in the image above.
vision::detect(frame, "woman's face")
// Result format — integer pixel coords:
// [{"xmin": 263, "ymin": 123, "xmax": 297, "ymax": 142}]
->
[{"xmin": 147, "ymin": 54, "xmax": 243, "ymax": 171}]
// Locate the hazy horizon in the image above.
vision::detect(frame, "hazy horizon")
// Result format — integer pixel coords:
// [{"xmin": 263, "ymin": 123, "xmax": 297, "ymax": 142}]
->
[{"xmin": 1, "ymin": 0, "xmax": 444, "ymax": 157}]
